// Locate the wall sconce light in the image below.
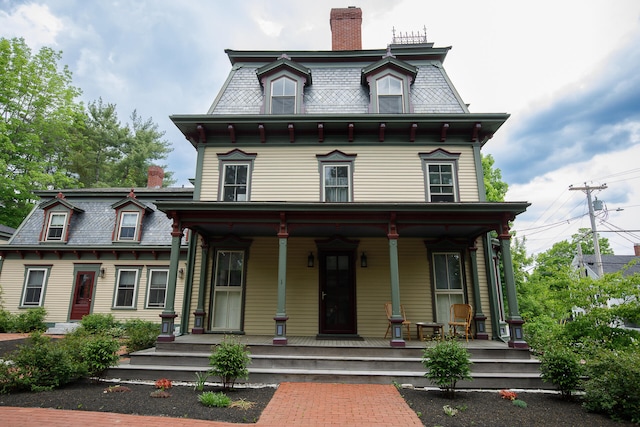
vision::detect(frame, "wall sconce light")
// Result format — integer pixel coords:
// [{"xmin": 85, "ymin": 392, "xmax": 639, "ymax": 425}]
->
[
  {"xmin": 307, "ymin": 252, "xmax": 315, "ymax": 268},
  {"xmin": 178, "ymin": 268, "xmax": 185, "ymax": 279},
  {"xmin": 360, "ymin": 252, "xmax": 368, "ymax": 268},
  {"xmin": 100, "ymin": 267, "xmax": 106, "ymax": 278}
]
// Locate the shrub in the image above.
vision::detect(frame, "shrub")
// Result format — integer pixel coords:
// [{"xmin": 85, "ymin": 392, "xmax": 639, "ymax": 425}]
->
[
  {"xmin": 79, "ymin": 334, "xmax": 121, "ymax": 378},
  {"xmin": 199, "ymin": 391, "xmax": 231, "ymax": 407},
  {"xmin": 0, "ymin": 309, "xmax": 13, "ymax": 332},
  {"xmin": 538, "ymin": 347, "xmax": 584, "ymax": 398},
  {"xmin": 422, "ymin": 339, "xmax": 472, "ymax": 398},
  {"xmin": 12, "ymin": 308, "xmax": 47, "ymax": 333},
  {"xmin": 79, "ymin": 313, "xmax": 120, "ymax": 335},
  {"xmin": 583, "ymin": 349, "xmax": 640, "ymax": 423},
  {"xmin": 123, "ymin": 319, "xmax": 160, "ymax": 352},
  {"xmin": 1, "ymin": 332, "xmax": 82, "ymax": 392},
  {"xmin": 208, "ymin": 336, "xmax": 250, "ymax": 390}
]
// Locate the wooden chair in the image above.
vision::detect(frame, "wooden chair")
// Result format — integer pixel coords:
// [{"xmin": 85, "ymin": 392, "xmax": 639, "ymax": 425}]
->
[
  {"xmin": 384, "ymin": 302, "xmax": 411, "ymax": 340},
  {"xmin": 448, "ymin": 303, "xmax": 473, "ymax": 341}
]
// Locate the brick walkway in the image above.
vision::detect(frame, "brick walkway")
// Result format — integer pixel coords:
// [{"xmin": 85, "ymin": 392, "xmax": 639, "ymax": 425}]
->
[
  {"xmin": 1, "ymin": 334, "xmax": 422, "ymax": 426},
  {"xmin": 2, "ymin": 383, "xmax": 422, "ymax": 427}
]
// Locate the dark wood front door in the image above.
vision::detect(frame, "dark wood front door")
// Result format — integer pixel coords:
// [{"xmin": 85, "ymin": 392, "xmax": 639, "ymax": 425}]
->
[
  {"xmin": 319, "ymin": 252, "xmax": 356, "ymax": 335},
  {"xmin": 70, "ymin": 271, "xmax": 95, "ymax": 321}
]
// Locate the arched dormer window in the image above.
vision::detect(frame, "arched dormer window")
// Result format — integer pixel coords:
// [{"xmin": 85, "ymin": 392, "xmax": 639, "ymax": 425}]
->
[
  {"xmin": 256, "ymin": 55, "xmax": 312, "ymax": 115},
  {"xmin": 362, "ymin": 54, "xmax": 417, "ymax": 114}
]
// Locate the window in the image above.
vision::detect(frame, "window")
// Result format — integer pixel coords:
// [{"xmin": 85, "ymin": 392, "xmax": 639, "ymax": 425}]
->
[
  {"xmin": 21, "ymin": 267, "xmax": 49, "ymax": 306},
  {"xmin": 317, "ymin": 150, "xmax": 356, "ymax": 202},
  {"xmin": 146, "ymin": 268, "xmax": 168, "ymax": 308},
  {"xmin": 222, "ymin": 164, "xmax": 249, "ymax": 201},
  {"xmin": 420, "ymin": 150, "xmax": 460, "ymax": 202},
  {"xmin": 428, "ymin": 164, "xmax": 455, "ymax": 202},
  {"xmin": 377, "ymin": 75, "xmax": 403, "ymax": 113},
  {"xmin": 271, "ymin": 77, "xmax": 296, "ymax": 114},
  {"xmin": 46, "ymin": 212, "xmax": 67, "ymax": 241},
  {"xmin": 432, "ymin": 252, "xmax": 465, "ymax": 325},
  {"xmin": 323, "ymin": 165, "xmax": 350, "ymax": 202},
  {"xmin": 212, "ymin": 250, "xmax": 245, "ymax": 330},
  {"xmin": 114, "ymin": 268, "xmax": 139, "ymax": 308},
  {"xmin": 118, "ymin": 212, "xmax": 139, "ymax": 240}
]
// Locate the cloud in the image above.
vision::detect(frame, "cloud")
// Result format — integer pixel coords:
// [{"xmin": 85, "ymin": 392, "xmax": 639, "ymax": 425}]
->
[{"xmin": 0, "ymin": 3, "xmax": 63, "ymax": 47}]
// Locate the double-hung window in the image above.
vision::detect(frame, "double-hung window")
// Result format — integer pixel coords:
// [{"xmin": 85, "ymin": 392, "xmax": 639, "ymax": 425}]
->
[
  {"xmin": 212, "ymin": 250, "xmax": 245, "ymax": 330},
  {"xmin": 433, "ymin": 252, "xmax": 465, "ymax": 325},
  {"xmin": 118, "ymin": 212, "xmax": 139, "ymax": 240},
  {"xmin": 222, "ymin": 164, "xmax": 249, "ymax": 201},
  {"xmin": 21, "ymin": 267, "xmax": 49, "ymax": 306},
  {"xmin": 114, "ymin": 268, "xmax": 139, "ymax": 308},
  {"xmin": 420, "ymin": 150, "xmax": 460, "ymax": 202},
  {"xmin": 146, "ymin": 268, "xmax": 168, "ymax": 308},
  {"xmin": 377, "ymin": 75, "xmax": 403, "ymax": 113},
  {"xmin": 46, "ymin": 212, "xmax": 67, "ymax": 241},
  {"xmin": 323, "ymin": 165, "xmax": 350, "ymax": 202},
  {"xmin": 317, "ymin": 151, "xmax": 356, "ymax": 202},
  {"xmin": 271, "ymin": 77, "xmax": 296, "ymax": 114}
]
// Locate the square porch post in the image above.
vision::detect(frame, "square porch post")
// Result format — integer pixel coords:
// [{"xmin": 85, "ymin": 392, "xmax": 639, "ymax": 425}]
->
[
  {"xmin": 273, "ymin": 234, "xmax": 289, "ymax": 345},
  {"xmin": 388, "ymin": 223, "xmax": 405, "ymax": 347},
  {"xmin": 499, "ymin": 231, "xmax": 528, "ymax": 349},
  {"xmin": 192, "ymin": 238, "xmax": 208, "ymax": 334},
  {"xmin": 158, "ymin": 228, "xmax": 182, "ymax": 342}
]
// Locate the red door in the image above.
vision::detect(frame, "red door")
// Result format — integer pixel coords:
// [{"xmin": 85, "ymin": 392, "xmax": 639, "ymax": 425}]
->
[{"xmin": 70, "ymin": 271, "xmax": 95, "ymax": 321}]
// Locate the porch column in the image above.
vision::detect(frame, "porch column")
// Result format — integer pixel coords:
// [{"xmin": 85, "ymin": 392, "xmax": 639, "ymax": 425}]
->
[
  {"xmin": 158, "ymin": 225, "xmax": 182, "ymax": 342},
  {"xmin": 273, "ymin": 218, "xmax": 289, "ymax": 345},
  {"xmin": 388, "ymin": 216, "xmax": 405, "ymax": 347},
  {"xmin": 192, "ymin": 237, "xmax": 208, "ymax": 334},
  {"xmin": 469, "ymin": 243, "xmax": 488, "ymax": 339},
  {"xmin": 499, "ymin": 225, "xmax": 528, "ymax": 349}
]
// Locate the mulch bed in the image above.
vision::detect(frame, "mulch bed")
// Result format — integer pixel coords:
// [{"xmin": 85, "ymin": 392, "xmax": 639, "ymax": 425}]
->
[{"xmin": 1, "ymin": 336, "xmax": 636, "ymax": 426}]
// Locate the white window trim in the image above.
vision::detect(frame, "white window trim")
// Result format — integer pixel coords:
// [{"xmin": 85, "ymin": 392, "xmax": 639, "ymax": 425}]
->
[
  {"xmin": 45, "ymin": 212, "xmax": 68, "ymax": 241},
  {"xmin": 118, "ymin": 211, "xmax": 140, "ymax": 241},
  {"xmin": 322, "ymin": 163, "xmax": 352, "ymax": 202},
  {"xmin": 376, "ymin": 75, "xmax": 404, "ymax": 114},
  {"xmin": 217, "ymin": 150, "xmax": 257, "ymax": 202},
  {"xmin": 270, "ymin": 76, "xmax": 297, "ymax": 114},
  {"xmin": 113, "ymin": 268, "xmax": 140, "ymax": 309},
  {"xmin": 221, "ymin": 162, "xmax": 251, "ymax": 202},
  {"xmin": 426, "ymin": 162, "xmax": 457, "ymax": 202},
  {"xmin": 419, "ymin": 150, "xmax": 461, "ymax": 202},
  {"xmin": 145, "ymin": 268, "xmax": 169, "ymax": 309},
  {"xmin": 20, "ymin": 267, "xmax": 49, "ymax": 307},
  {"xmin": 316, "ymin": 151, "xmax": 357, "ymax": 203},
  {"xmin": 211, "ymin": 249, "xmax": 246, "ymax": 330},
  {"xmin": 432, "ymin": 252, "xmax": 465, "ymax": 324}
]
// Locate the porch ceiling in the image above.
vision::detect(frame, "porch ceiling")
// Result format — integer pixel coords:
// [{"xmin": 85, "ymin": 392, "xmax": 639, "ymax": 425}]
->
[{"xmin": 155, "ymin": 201, "xmax": 529, "ymax": 241}]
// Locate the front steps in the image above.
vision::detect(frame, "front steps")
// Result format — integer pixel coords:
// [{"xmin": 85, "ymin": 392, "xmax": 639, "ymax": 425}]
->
[
  {"xmin": 45, "ymin": 322, "xmax": 80, "ymax": 334},
  {"xmin": 105, "ymin": 337, "xmax": 546, "ymax": 390}
]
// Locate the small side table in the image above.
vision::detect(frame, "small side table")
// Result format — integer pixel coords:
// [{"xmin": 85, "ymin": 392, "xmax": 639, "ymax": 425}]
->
[{"xmin": 415, "ymin": 322, "xmax": 444, "ymax": 341}]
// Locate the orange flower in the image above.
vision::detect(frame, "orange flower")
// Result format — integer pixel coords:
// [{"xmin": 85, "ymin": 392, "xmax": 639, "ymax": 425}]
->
[
  {"xmin": 499, "ymin": 389, "xmax": 517, "ymax": 401},
  {"xmin": 155, "ymin": 378, "xmax": 172, "ymax": 390}
]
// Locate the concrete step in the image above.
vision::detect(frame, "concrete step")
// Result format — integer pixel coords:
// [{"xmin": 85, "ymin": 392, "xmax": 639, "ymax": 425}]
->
[{"xmin": 45, "ymin": 322, "xmax": 80, "ymax": 334}]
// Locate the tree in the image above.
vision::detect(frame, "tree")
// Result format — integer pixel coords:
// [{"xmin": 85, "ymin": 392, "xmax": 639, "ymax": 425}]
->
[
  {"xmin": 482, "ymin": 154, "xmax": 508, "ymax": 202},
  {"xmin": 0, "ymin": 37, "xmax": 82, "ymax": 227}
]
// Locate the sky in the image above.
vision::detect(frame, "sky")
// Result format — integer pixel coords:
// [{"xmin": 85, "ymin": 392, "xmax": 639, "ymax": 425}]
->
[{"xmin": 2, "ymin": 0, "xmax": 640, "ymax": 257}]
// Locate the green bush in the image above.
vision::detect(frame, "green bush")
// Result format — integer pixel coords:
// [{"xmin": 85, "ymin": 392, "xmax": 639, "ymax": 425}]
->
[
  {"xmin": 12, "ymin": 308, "xmax": 47, "ymax": 333},
  {"xmin": 208, "ymin": 336, "xmax": 250, "ymax": 390},
  {"xmin": 0, "ymin": 332, "xmax": 82, "ymax": 392},
  {"xmin": 522, "ymin": 315, "xmax": 564, "ymax": 354},
  {"xmin": 123, "ymin": 319, "xmax": 160, "ymax": 352},
  {"xmin": 538, "ymin": 347, "xmax": 584, "ymax": 398},
  {"xmin": 198, "ymin": 391, "xmax": 231, "ymax": 407},
  {"xmin": 79, "ymin": 313, "xmax": 121, "ymax": 335},
  {"xmin": 0, "ymin": 309, "xmax": 13, "ymax": 332},
  {"xmin": 583, "ymin": 349, "xmax": 640, "ymax": 423},
  {"xmin": 79, "ymin": 334, "xmax": 121, "ymax": 378},
  {"xmin": 422, "ymin": 339, "xmax": 472, "ymax": 398}
]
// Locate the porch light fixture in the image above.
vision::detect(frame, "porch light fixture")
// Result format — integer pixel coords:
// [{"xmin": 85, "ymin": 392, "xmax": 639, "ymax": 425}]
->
[
  {"xmin": 307, "ymin": 252, "xmax": 315, "ymax": 268},
  {"xmin": 100, "ymin": 267, "xmax": 106, "ymax": 278},
  {"xmin": 360, "ymin": 252, "xmax": 368, "ymax": 268},
  {"xmin": 178, "ymin": 268, "xmax": 185, "ymax": 279}
]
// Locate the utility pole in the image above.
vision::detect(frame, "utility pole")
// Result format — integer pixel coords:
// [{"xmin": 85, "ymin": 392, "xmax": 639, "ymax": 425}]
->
[{"xmin": 569, "ymin": 183, "xmax": 607, "ymax": 277}]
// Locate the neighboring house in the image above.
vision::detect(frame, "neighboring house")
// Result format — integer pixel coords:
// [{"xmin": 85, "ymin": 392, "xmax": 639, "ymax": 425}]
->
[
  {"xmin": 0, "ymin": 224, "xmax": 16, "ymax": 243},
  {"xmin": 153, "ymin": 7, "xmax": 529, "ymax": 348},
  {"xmin": 572, "ymin": 245, "xmax": 640, "ymax": 329},
  {"xmin": 0, "ymin": 167, "xmax": 192, "ymax": 329}
]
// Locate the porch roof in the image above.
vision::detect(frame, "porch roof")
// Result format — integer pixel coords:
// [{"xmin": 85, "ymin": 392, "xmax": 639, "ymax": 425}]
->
[{"xmin": 155, "ymin": 200, "xmax": 529, "ymax": 240}]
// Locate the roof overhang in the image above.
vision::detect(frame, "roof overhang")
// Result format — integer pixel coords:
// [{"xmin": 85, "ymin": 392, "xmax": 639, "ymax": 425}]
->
[{"xmin": 170, "ymin": 113, "xmax": 509, "ymax": 148}]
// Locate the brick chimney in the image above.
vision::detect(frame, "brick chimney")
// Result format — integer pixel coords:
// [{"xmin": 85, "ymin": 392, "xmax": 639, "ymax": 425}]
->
[
  {"xmin": 147, "ymin": 166, "xmax": 164, "ymax": 189},
  {"xmin": 330, "ymin": 6, "xmax": 362, "ymax": 51},
  {"xmin": 635, "ymin": 244, "xmax": 640, "ymax": 257}
]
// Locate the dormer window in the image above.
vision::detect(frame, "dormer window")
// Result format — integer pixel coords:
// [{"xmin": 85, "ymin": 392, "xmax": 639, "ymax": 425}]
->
[
  {"xmin": 271, "ymin": 77, "xmax": 296, "ymax": 114},
  {"xmin": 377, "ymin": 75, "xmax": 403, "ymax": 113},
  {"xmin": 46, "ymin": 212, "xmax": 67, "ymax": 241},
  {"xmin": 118, "ymin": 212, "xmax": 139, "ymax": 240}
]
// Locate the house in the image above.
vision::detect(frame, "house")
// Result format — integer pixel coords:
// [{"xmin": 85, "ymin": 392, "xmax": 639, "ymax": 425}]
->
[
  {"xmin": 0, "ymin": 224, "xmax": 15, "ymax": 243},
  {"xmin": 155, "ymin": 7, "xmax": 529, "ymax": 348},
  {"xmin": 0, "ymin": 167, "xmax": 192, "ymax": 329}
]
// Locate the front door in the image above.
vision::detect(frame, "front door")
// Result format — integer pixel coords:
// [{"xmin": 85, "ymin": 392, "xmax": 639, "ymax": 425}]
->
[
  {"xmin": 70, "ymin": 271, "xmax": 95, "ymax": 320},
  {"xmin": 319, "ymin": 252, "xmax": 356, "ymax": 335}
]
